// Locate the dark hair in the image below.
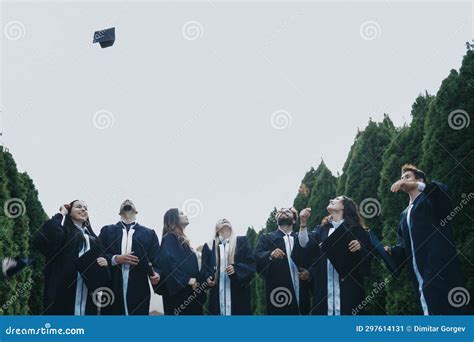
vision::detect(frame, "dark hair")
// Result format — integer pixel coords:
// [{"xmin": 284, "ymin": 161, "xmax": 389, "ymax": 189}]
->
[
  {"xmin": 67, "ymin": 199, "xmax": 92, "ymax": 229},
  {"xmin": 163, "ymin": 208, "xmax": 189, "ymax": 246},
  {"xmin": 322, "ymin": 196, "xmax": 366, "ymax": 229},
  {"xmin": 401, "ymin": 163, "xmax": 427, "ymax": 183}
]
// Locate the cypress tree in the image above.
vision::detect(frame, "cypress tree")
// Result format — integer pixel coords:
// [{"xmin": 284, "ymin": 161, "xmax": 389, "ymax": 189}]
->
[{"xmin": 420, "ymin": 50, "xmax": 474, "ymax": 300}]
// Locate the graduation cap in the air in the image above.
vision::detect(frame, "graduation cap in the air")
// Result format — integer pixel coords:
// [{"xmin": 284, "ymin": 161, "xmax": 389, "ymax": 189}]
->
[
  {"xmin": 132, "ymin": 239, "xmax": 155, "ymax": 277},
  {"xmin": 368, "ymin": 229, "xmax": 400, "ymax": 278},
  {"xmin": 320, "ymin": 225, "xmax": 358, "ymax": 279},
  {"xmin": 2, "ymin": 257, "xmax": 32, "ymax": 278},
  {"xmin": 93, "ymin": 27, "xmax": 115, "ymax": 48},
  {"xmin": 74, "ymin": 248, "xmax": 111, "ymax": 292}
]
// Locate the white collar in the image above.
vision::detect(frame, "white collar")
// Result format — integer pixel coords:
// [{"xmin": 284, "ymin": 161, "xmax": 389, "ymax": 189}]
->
[
  {"xmin": 330, "ymin": 219, "xmax": 344, "ymax": 229},
  {"xmin": 409, "ymin": 191, "xmax": 422, "ymax": 205},
  {"xmin": 121, "ymin": 221, "xmax": 137, "ymax": 230},
  {"xmin": 278, "ymin": 227, "xmax": 293, "ymax": 236}
]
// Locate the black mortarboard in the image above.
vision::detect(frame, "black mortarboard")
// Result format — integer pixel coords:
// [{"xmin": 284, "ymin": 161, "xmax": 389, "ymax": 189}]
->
[
  {"xmin": 2, "ymin": 257, "xmax": 32, "ymax": 278},
  {"xmin": 132, "ymin": 239, "xmax": 155, "ymax": 277},
  {"xmin": 320, "ymin": 225, "xmax": 358, "ymax": 279},
  {"xmin": 74, "ymin": 247, "xmax": 111, "ymax": 292},
  {"xmin": 93, "ymin": 27, "xmax": 115, "ymax": 48},
  {"xmin": 368, "ymin": 229, "xmax": 400, "ymax": 278}
]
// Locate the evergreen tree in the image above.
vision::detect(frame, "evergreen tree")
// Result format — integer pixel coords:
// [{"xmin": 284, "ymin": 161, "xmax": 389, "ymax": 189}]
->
[
  {"xmin": 337, "ymin": 116, "xmax": 397, "ymax": 314},
  {"xmin": 305, "ymin": 161, "xmax": 337, "ymax": 229},
  {"xmin": 420, "ymin": 50, "xmax": 474, "ymax": 300},
  {"xmin": 2, "ymin": 151, "xmax": 30, "ymax": 314},
  {"xmin": 246, "ymin": 227, "xmax": 266, "ymax": 315},
  {"xmin": 21, "ymin": 172, "xmax": 48, "ymax": 314},
  {"xmin": 0, "ymin": 148, "xmax": 16, "ymax": 315}
]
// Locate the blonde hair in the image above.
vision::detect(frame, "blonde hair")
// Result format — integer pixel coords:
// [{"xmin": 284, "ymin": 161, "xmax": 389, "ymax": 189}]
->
[{"xmin": 208, "ymin": 219, "xmax": 237, "ymax": 280}]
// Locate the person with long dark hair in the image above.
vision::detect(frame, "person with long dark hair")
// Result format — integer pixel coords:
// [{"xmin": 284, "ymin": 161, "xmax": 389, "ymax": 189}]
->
[
  {"xmin": 158, "ymin": 208, "xmax": 205, "ymax": 315},
  {"xmin": 201, "ymin": 218, "xmax": 256, "ymax": 315},
  {"xmin": 33, "ymin": 200, "xmax": 109, "ymax": 315},
  {"xmin": 297, "ymin": 196, "xmax": 372, "ymax": 315}
]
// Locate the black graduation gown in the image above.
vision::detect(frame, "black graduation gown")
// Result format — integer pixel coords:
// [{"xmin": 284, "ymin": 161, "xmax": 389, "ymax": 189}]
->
[
  {"xmin": 390, "ymin": 181, "xmax": 466, "ymax": 315},
  {"xmin": 254, "ymin": 229, "xmax": 311, "ymax": 315},
  {"xmin": 33, "ymin": 214, "xmax": 107, "ymax": 315},
  {"xmin": 98, "ymin": 222, "xmax": 161, "ymax": 315},
  {"xmin": 201, "ymin": 236, "xmax": 256, "ymax": 315},
  {"xmin": 158, "ymin": 233, "xmax": 205, "ymax": 315},
  {"xmin": 297, "ymin": 223, "xmax": 372, "ymax": 315}
]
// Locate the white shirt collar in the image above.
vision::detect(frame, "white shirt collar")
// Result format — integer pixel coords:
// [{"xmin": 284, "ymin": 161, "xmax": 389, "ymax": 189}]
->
[
  {"xmin": 278, "ymin": 227, "xmax": 293, "ymax": 236},
  {"xmin": 330, "ymin": 219, "xmax": 344, "ymax": 229}
]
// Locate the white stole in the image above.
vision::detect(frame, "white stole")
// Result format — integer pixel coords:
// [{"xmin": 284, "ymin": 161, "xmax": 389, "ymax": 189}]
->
[
  {"xmin": 74, "ymin": 226, "xmax": 90, "ymax": 316},
  {"xmin": 120, "ymin": 222, "xmax": 137, "ymax": 315},
  {"xmin": 406, "ymin": 202, "xmax": 429, "ymax": 315},
  {"xmin": 218, "ymin": 240, "xmax": 232, "ymax": 315},
  {"xmin": 327, "ymin": 220, "xmax": 343, "ymax": 315},
  {"xmin": 280, "ymin": 229, "xmax": 300, "ymax": 306}
]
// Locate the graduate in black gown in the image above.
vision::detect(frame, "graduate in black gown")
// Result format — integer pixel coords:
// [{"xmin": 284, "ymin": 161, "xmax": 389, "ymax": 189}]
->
[
  {"xmin": 296, "ymin": 197, "xmax": 372, "ymax": 315},
  {"xmin": 33, "ymin": 200, "xmax": 109, "ymax": 315},
  {"xmin": 98, "ymin": 200, "xmax": 161, "ymax": 315},
  {"xmin": 158, "ymin": 208, "xmax": 205, "ymax": 315},
  {"xmin": 255, "ymin": 207, "xmax": 311, "ymax": 315},
  {"xmin": 201, "ymin": 218, "xmax": 256, "ymax": 315},
  {"xmin": 385, "ymin": 164, "xmax": 467, "ymax": 315}
]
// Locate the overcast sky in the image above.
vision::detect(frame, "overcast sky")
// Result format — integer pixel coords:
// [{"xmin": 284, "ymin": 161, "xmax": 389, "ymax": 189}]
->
[{"xmin": 2, "ymin": 1, "xmax": 472, "ymax": 245}]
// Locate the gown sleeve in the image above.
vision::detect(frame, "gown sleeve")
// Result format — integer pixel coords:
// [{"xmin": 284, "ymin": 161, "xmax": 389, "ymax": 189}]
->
[
  {"xmin": 33, "ymin": 213, "xmax": 66, "ymax": 256},
  {"xmin": 390, "ymin": 220, "xmax": 407, "ymax": 270},
  {"xmin": 353, "ymin": 227, "xmax": 373, "ymax": 278},
  {"xmin": 147, "ymin": 230, "xmax": 161, "ymax": 276},
  {"xmin": 254, "ymin": 234, "xmax": 272, "ymax": 277},
  {"xmin": 200, "ymin": 242, "xmax": 214, "ymax": 283},
  {"xmin": 98, "ymin": 226, "xmax": 116, "ymax": 264},
  {"xmin": 160, "ymin": 234, "xmax": 192, "ymax": 295},
  {"xmin": 231, "ymin": 236, "xmax": 256, "ymax": 286},
  {"xmin": 423, "ymin": 181, "xmax": 452, "ymax": 220}
]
